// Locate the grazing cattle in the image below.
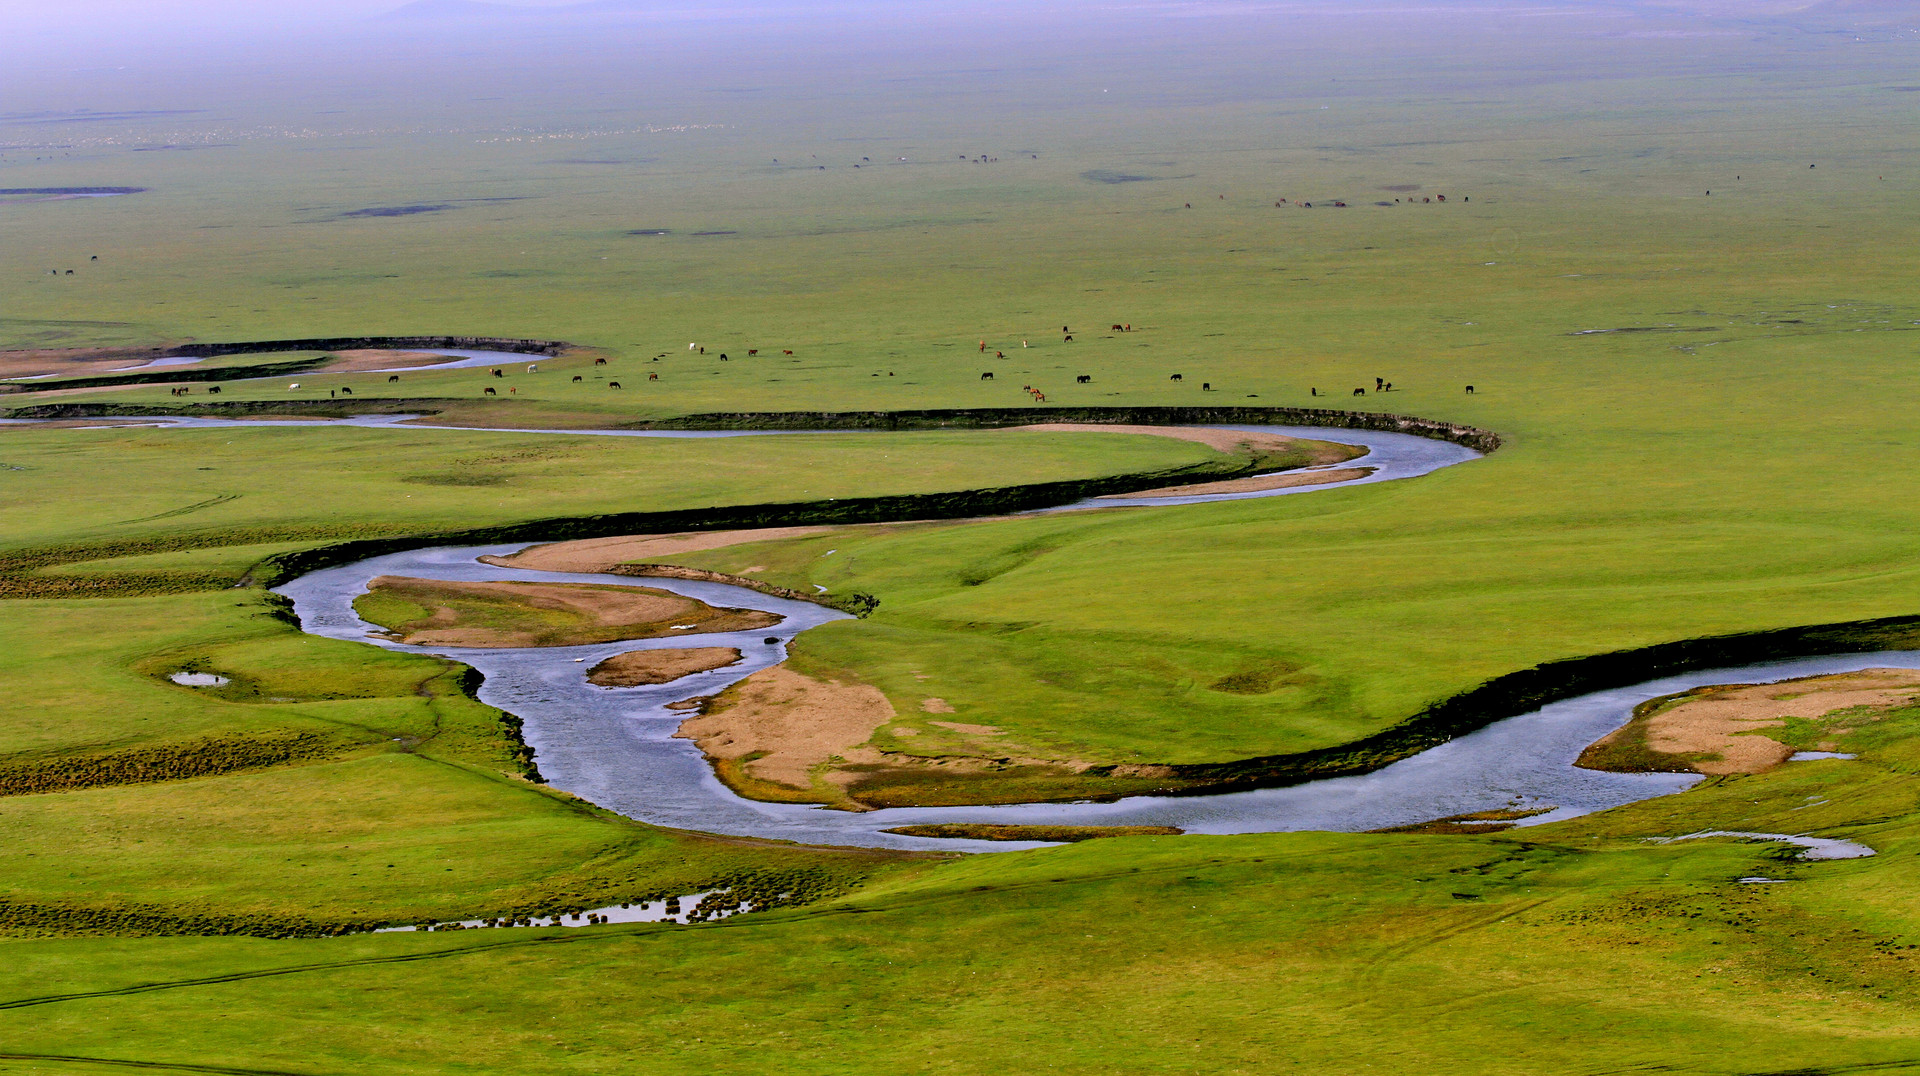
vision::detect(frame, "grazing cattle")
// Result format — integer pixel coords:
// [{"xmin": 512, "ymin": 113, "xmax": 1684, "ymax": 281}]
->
[
  {"xmin": 388, "ymin": 374, "xmax": 400, "ymax": 383},
  {"xmin": 1436, "ymin": 195, "xmax": 1445, "ymax": 202},
  {"xmin": 1076, "ymin": 374, "xmax": 1091, "ymax": 384},
  {"xmin": 1375, "ymin": 377, "xmax": 1383, "ymax": 391},
  {"xmin": 719, "ymin": 354, "xmax": 728, "ymax": 361},
  {"xmin": 1202, "ymin": 382, "xmax": 1212, "ymax": 391},
  {"xmin": 1062, "ymin": 326, "xmax": 1069, "ymax": 333},
  {"xmin": 526, "ymin": 364, "xmax": 538, "ymax": 373},
  {"xmin": 1185, "ymin": 203, "xmax": 1192, "ymax": 208},
  {"xmin": 996, "ymin": 351, "xmax": 1004, "ymax": 359},
  {"xmin": 90, "ymin": 255, "xmax": 98, "ymax": 261},
  {"xmin": 609, "ymin": 381, "xmax": 622, "ymax": 389},
  {"xmin": 594, "ymin": 357, "xmax": 608, "ymax": 366},
  {"xmin": 1353, "ymin": 387, "xmax": 1365, "ymax": 396},
  {"xmin": 748, "ymin": 349, "xmax": 758, "ymax": 356},
  {"xmin": 981, "ymin": 372, "xmax": 994, "ymax": 380},
  {"xmin": 1124, "ymin": 323, "xmax": 1131, "ymax": 332},
  {"xmin": 782, "ymin": 350, "xmax": 794, "ymax": 355},
  {"xmin": 208, "ymin": 386, "xmax": 221, "ymax": 394},
  {"xmin": 979, "ymin": 340, "xmax": 987, "ymax": 352},
  {"xmin": 1310, "ymin": 387, "xmax": 1317, "ymax": 397},
  {"xmin": 509, "ymin": 387, "xmax": 516, "ymax": 394},
  {"xmin": 1465, "ymin": 385, "xmax": 1475, "ymax": 394},
  {"xmin": 484, "ymin": 386, "xmax": 497, "ymax": 396},
  {"xmin": 1063, "ymin": 334, "xmax": 1073, "ymax": 342},
  {"xmin": 288, "ymin": 383, "xmax": 301, "ymax": 389},
  {"xmin": 1384, "ymin": 382, "xmax": 1393, "ymax": 392},
  {"xmin": 340, "ymin": 386, "xmax": 353, "ymax": 395},
  {"xmin": 689, "ymin": 343, "xmax": 698, "ymax": 350},
  {"xmin": 649, "ymin": 372, "xmax": 659, "ymax": 380},
  {"xmin": 1032, "ymin": 392, "xmax": 1046, "ymax": 402},
  {"xmin": 1170, "ymin": 374, "xmax": 1182, "ymax": 381},
  {"xmin": 491, "ymin": 368, "xmax": 504, "ymax": 378},
  {"xmin": 698, "ymin": 347, "xmax": 705, "ymax": 355},
  {"xmin": 572, "ymin": 375, "xmax": 583, "ymax": 382},
  {"xmin": 1111, "ymin": 324, "xmax": 1124, "ymax": 331}
]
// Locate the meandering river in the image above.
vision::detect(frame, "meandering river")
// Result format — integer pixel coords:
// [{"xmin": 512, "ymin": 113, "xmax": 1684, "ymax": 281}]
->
[{"xmin": 261, "ymin": 420, "xmax": 1902, "ymax": 851}]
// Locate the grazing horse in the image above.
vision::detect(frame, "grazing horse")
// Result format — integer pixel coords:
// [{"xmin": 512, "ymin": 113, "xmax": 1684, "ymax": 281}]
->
[
  {"xmin": 1465, "ymin": 385, "xmax": 1475, "ymax": 394},
  {"xmin": 388, "ymin": 374, "xmax": 400, "ymax": 383},
  {"xmin": 609, "ymin": 381, "xmax": 622, "ymax": 389},
  {"xmin": 1076, "ymin": 374, "xmax": 1091, "ymax": 384},
  {"xmin": 340, "ymin": 386, "xmax": 353, "ymax": 395},
  {"xmin": 594, "ymin": 357, "xmax": 608, "ymax": 366},
  {"xmin": 1111, "ymin": 324, "xmax": 1124, "ymax": 331},
  {"xmin": 1353, "ymin": 387, "xmax": 1366, "ymax": 396},
  {"xmin": 1170, "ymin": 373, "xmax": 1183, "ymax": 381},
  {"xmin": 1032, "ymin": 392, "xmax": 1046, "ymax": 402},
  {"xmin": 572, "ymin": 375, "xmax": 582, "ymax": 382},
  {"xmin": 648, "ymin": 372, "xmax": 659, "ymax": 380},
  {"xmin": 484, "ymin": 386, "xmax": 497, "ymax": 396},
  {"xmin": 526, "ymin": 364, "xmax": 538, "ymax": 373},
  {"xmin": 207, "ymin": 386, "xmax": 221, "ymax": 394},
  {"xmin": 981, "ymin": 372, "xmax": 994, "ymax": 380},
  {"xmin": 782, "ymin": 350, "xmax": 794, "ymax": 356},
  {"xmin": 491, "ymin": 368, "xmax": 504, "ymax": 378}
]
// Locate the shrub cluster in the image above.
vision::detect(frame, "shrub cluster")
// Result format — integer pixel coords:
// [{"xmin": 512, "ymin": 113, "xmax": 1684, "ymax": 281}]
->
[
  {"xmin": 0, "ymin": 732, "xmax": 340, "ymax": 796},
  {"xmin": 0, "ymin": 900, "xmax": 371, "ymax": 939}
]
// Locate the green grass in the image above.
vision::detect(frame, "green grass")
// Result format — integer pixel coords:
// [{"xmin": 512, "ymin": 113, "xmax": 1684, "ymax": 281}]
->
[{"xmin": 5, "ymin": 4, "xmax": 1920, "ymax": 1066}]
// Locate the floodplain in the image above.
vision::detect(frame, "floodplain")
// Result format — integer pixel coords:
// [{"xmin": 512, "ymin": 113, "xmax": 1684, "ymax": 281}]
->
[{"xmin": 6, "ymin": 0, "xmax": 1920, "ymax": 1071}]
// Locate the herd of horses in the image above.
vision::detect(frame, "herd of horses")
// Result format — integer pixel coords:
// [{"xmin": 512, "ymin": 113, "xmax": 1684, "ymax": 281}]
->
[{"xmin": 137, "ymin": 332, "xmax": 1481, "ymax": 401}]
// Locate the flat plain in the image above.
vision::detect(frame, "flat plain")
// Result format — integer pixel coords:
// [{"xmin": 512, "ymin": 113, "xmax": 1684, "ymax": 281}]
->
[{"xmin": 6, "ymin": 1, "xmax": 1920, "ymax": 1071}]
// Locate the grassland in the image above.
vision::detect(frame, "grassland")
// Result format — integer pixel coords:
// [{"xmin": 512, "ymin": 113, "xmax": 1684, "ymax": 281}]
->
[{"xmin": 5, "ymin": 1, "xmax": 1920, "ymax": 1068}]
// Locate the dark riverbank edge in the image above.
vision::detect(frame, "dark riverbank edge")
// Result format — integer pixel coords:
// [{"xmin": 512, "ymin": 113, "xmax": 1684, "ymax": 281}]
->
[
  {"xmin": 0, "ymin": 335, "xmax": 569, "ymax": 394},
  {"xmin": 627, "ymin": 406, "xmax": 1503, "ymax": 453}
]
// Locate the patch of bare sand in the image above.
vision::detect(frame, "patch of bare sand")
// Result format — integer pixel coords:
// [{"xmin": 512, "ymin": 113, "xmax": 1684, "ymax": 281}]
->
[
  {"xmin": 587, "ymin": 646, "xmax": 742, "ymax": 687},
  {"xmin": 1099, "ymin": 466, "xmax": 1374, "ymax": 500},
  {"xmin": 919, "ymin": 697, "xmax": 955, "ymax": 713},
  {"xmin": 675, "ymin": 665, "xmax": 896, "ymax": 791},
  {"xmin": 361, "ymin": 575, "xmax": 779, "ymax": 647},
  {"xmin": 1594, "ymin": 667, "xmax": 1920, "ymax": 775},
  {"xmin": 482, "ymin": 528, "xmax": 837, "ymax": 574},
  {"xmin": 0, "ymin": 346, "xmax": 181, "ymax": 380}
]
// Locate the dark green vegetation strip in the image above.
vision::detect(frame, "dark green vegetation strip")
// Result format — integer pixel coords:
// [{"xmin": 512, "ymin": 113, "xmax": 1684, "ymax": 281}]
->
[
  {"xmin": 0, "ymin": 733, "xmax": 341, "ymax": 797},
  {"xmin": 0, "ymin": 525, "xmax": 415, "ymax": 599},
  {"xmin": 632, "ymin": 405, "xmax": 1504, "ymax": 453}
]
